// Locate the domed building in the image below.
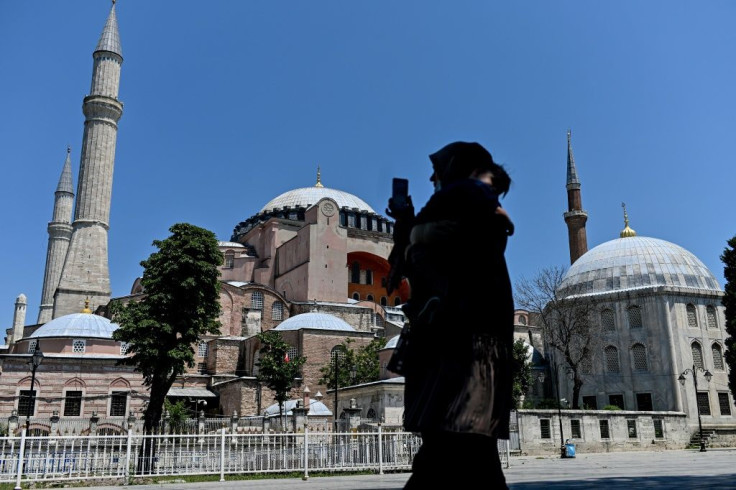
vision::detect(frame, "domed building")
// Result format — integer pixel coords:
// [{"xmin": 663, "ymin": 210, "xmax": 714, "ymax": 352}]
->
[
  {"xmin": 557, "ymin": 221, "xmax": 731, "ymax": 423},
  {"xmin": 555, "ymin": 135, "xmax": 733, "ymax": 443},
  {"xmin": 0, "ymin": 303, "xmax": 147, "ymax": 432}
]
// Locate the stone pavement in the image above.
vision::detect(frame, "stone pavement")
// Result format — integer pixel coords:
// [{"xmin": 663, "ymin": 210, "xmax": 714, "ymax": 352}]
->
[{"xmin": 79, "ymin": 448, "xmax": 736, "ymax": 489}]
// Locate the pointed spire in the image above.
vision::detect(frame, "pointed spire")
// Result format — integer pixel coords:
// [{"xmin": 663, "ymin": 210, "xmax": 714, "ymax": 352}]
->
[
  {"xmin": 315, "ymin": 166, "xmax": 323, "ymax": 187},
  {"xmin": 56, "ymin": 146, "xmax": 74, "ymax": 194},
  {"xmin": 620, "ymin": 202, "xmax": 637, "ymax": 238},
  {"xmin": 566, "ymin": 129, "xmax": 580, "ymax": 187},
  {"xmin": 95, "ymin": 1, "xmax": 122, "ymax": 57}
]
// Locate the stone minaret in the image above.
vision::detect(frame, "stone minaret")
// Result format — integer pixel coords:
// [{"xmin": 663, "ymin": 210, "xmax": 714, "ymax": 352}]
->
[
  {"xmin": 54, "ymin": 2, "xmax": 123, "ymax": 317},
  {"xmin": 12, "ymin": 294, "xmax": 27, "ymax": 344},
  {"xmin": 563, "ymin": 130, "xmax": 588, "ymax": 264},
  {"xmin": 38, "ymin": 148, "xmax": 75, "ymax": 324}
]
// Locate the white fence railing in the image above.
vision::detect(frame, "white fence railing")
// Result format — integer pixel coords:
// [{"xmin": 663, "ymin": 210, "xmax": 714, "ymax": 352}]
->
[{"xmin": 0, "ymin": 430, "xmax": 510, "ymax": 486}]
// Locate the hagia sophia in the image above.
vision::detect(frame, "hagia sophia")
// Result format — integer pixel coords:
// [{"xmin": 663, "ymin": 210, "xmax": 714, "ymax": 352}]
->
[{"xmin": 1, "ymin": 2, "xmax": 732, "ymax": 448}]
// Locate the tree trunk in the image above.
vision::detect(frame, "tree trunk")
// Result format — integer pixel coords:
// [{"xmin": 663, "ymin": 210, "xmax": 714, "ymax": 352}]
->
[
  {"xmin": 571, "ymin": 374, "xmax": 583, "ymax": 409},
  {"xmin": 138, "ymin": 375, "xmax": 174, "ymax": 474}
]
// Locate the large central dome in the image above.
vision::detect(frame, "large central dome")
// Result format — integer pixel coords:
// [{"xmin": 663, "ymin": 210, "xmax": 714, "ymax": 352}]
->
[
  {"xmin": 560, "ymin": 236, "xmax": 721, "ymax": 296},
  {"xmin": 260, "ymin": 186, "xmax": 375, "ymax": 214}
]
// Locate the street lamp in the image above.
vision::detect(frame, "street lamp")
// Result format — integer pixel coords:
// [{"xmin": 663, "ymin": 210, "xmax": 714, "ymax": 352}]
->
[
  {"xmin": 26, "ymin": 346, "xmax": 44, "ymax": 431},
  {"xmin": 678, "ymin": 364, "xmax": 713, "ymax": 452}
]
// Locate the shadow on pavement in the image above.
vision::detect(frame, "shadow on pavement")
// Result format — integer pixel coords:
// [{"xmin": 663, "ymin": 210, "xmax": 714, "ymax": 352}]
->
[{"xmin": 511, "ymin": 474, "xmax": 736, "ymax": 489}]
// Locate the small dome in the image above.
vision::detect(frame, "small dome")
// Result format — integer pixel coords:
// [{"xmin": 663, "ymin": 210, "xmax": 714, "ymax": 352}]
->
[
  {"xmin": 218, "ymin": 241, "xmax": 245, "ymax": 248},
  {"xmin": 264, "ymin": 399, "xmax": 332, "ymax": 416},
  {"xmin": 384, "ymin": 335, "xmax": 401, "ymax": 350},
  {"xmin": 16, "ymin": 294, "xmax": 27, "ymax": 302},
  {"xmin": 560, "ymin": 236, "xmax": 721, "ymax": 296},
  {"xmin": 260, "ymin": 186, "xmax": 375, "ymax": 214},
  {"xmin": 30, "ymin": 313, "xmax": 119, "ymax": 339},
  {"xmin": 273, "ymin": 312, "xmax": 355, "ymax": 332}
]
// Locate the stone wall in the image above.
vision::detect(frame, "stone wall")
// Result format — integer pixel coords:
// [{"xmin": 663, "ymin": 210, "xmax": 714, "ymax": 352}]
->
[{"xmin": 516, "ymin": 409, "xmax": 690, "ymax": 455}]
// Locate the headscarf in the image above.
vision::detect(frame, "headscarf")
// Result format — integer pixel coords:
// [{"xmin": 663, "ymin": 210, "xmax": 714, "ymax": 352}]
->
[{"xmin": 429, "ymin": 141, "xmax": 510, "ymax": 196}]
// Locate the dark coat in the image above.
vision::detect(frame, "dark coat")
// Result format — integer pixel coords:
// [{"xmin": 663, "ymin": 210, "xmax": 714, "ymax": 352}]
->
[{"xmin": 400, "ymin": 177, "xmax": 514, "ymax": 439}]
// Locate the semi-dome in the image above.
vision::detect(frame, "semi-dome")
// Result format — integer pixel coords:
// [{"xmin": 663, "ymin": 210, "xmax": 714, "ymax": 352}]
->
[
  {"xmin": 384, "ymin": 334, "xmax": 400, "ymax": 350},
  {"xmin": 260, "ymin": 186, "xmax": 375, "ymax": 214},
  {"xmin": 273, "ymin": 312, "xmax": 355, "ymax": 332},
  {"xmin": 560, "ymin": 236, "xmax": 721, "ymax": 296},
  {"xmin": 30, "ymin": 313, "xmax": 119, "ymax": 339}
]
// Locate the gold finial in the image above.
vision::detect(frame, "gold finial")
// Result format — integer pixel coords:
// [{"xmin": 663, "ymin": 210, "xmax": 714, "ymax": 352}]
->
[
  {"xmin": 315, "ymin": 165, "xmax": 323, "ymax": 188},
  {"xmin": 620, "ymin": 202, "xmax": 637, "ymax": 238},
  {"xmin": 81, "ymin": 298, "xmax": 92, "ymax": 314}
]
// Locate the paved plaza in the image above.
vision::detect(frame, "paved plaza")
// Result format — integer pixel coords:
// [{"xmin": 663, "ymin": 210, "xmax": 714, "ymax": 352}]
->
[{"xmin": 76, "ymin": 448, "xmax": 736, "ymax": 489}]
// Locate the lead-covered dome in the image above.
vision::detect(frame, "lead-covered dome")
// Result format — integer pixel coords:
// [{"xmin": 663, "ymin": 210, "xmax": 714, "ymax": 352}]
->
[
  {"xmin": 560, "ymin": 236, "xmax": 721, "ymax": 296},
  {"xmin": 273, "ymin": 312, "xmax": 355, "ymax": 332},
  {"xmin": 260, "ymin": 186, "xmax": 374, "ymax": 214},
  {"xmin": 30, "ymin": 313, "xmax": 119, "ymax": 339}
]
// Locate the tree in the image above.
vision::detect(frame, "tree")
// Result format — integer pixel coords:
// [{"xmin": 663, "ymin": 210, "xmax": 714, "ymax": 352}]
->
[
  {"xmin": 721, "ymin": 235, "xmax": 736, "ymax": 399},
  {"xmin": 255, "ymin": 330, "xmax": 306, "ymax": 427},
  {"xmin": 515, "ymin": 266, "xmax": 599, "ymax": 409},
  {"xmin": 317, "ymin": 337, "xmax": 388, "ymax": 387},
  {"xmin": 111, "ymin": 223, "xmax": 222, "ymax": 435},
  {"xmin": 511, "ymin": 338, "xmax": 532, "ymax": 409}
]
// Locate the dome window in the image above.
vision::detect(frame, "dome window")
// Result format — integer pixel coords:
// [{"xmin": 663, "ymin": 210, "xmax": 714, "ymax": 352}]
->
[
  {"xmin": 686, "ymin": 304, "xmax": 698, "ymax": 328},
  {"xmin": 120, "ymin": 342, "xmax": 130, "ymax": 355},
  {"xmin": 72, "ymin": 339, "xmax": 86, "ymax": 353},
  {"xmin": 272, "ymin": 301, "xmax": 284, "ymax": 321},
  {"xmin": 27, "ymin": 339, "xmax": 37, "ymax": 354},
  {"xmin": 352, "ymin": 292, "xmax": 360, "ymax": 301},
  {"xmin": 251, "ymin": 291, "xmax": 264, "ymax": 310},
  {"xmin": 691, "ymin": 342, "xmax": 704, "ymax": 370},
  {"xmin": 605, "ymin": 346, "xmax": 620, "ymax": 373},
  {"xmin": 627, "ymin": 306, "xmax": 642, "ymax": 329},
  {"xmin": 712, "ymin": 343, "xmax": 725, "ymax": 371},
  {"xmin": 224, "ymin": 251, "xmax": 235, "ymax": 269},
  {"xmin": 706, "ymin": 305, "xmax": 718, "ymax": 329},
  {"xmin": 601, "ymin": 309, "xmax": 615, "ymax": 332}
]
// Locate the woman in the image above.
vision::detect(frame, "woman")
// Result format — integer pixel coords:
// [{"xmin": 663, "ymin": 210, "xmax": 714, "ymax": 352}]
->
[{"xmin": 387, "ymin": 141, "xmax": 514, "ymax": 488}]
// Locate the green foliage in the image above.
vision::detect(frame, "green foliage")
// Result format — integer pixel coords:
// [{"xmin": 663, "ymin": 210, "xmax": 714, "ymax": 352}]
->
[
  {"xmin": 721, "ymin": 235, "xmax": 736, "ymax": 399},
  {"xmin": 535, "ymin": 398, "xmax": 562, "ymax": 409},
  {"xmin": 511, "ymin": 338, "xmax": 533, "ymax": 409},
  {"xmin": 164, "ymin": 398, "xmax": 188, "ymax": 433},
  {"xmin": 317, "ymin": 337, "xmax": 388, "ymax": 387},
  {"xmin": 111, "ymin": 223, "xmax": 223, "ymax": 431},
  {"xmin": 603, "ymin": 404, "xmax": 622, "ymax": 411},
  {"xmin": 255, "ymin": 330, "xmax": 307, "ymax": 414}
]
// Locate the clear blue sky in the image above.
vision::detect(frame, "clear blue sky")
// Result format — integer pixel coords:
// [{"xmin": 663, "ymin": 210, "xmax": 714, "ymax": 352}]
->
[{"xmin": 1, "ymin": 1, "xmax": 735, "ymax": 328}]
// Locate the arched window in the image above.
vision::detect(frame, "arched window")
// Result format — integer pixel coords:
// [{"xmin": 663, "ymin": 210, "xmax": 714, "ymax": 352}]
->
[
  {"xmin": 601, "ymin": 309, "xmax": 615, "ymax": 332},
  {"xmin": 605, "ymin": 346, "xmax": 620, "ymax": 373},
  {"xmin": 627, "ymin": 305, "xmax": 642, "ymax": 329},
  {"xmin": 518, "ymin": 314, "xmax": 527, "ymax": 326},
  {"xmin": 712, "ymin": 343, "xmax": 725, "ymax": 370},
  {"xmin": 691, "ymin": 342, "xmax": 704, "ymax": 370},
  {"xmin": 272, "ymin": 301, "xmax": 283, "ymax": 321},
  {"xmin": 367, "ymin": 408, "xmax": 377, "ymax": 421},
  {"xmin": 380, "ymin": 296, "xmax": 387, "ymax": 306},
  {"xmin": 686, "ymin": 304, "xmax": 698, "ymax": 328},
  {"xmin": 706, "ymin": 305, "xmax": 718, "ymax": 329},
  {"xmin": 352, "ymin": 292, "xmax": 360, "ymax": 301},
  {"xmin": 351, "ymin": 262, "xmax": 360, "ymax": 284},
  {"xmin": 631, "ymin": 343, "xmax": 648, "ymax": 371},
  {"xmin": 224, "ymin": 250, "xmax": 235, "ymax": 269},
  {"xmin": 366, "ymin": 269, "xmax": 373, "ymax": 285},
  {"xmin": 366, "ymin": 294, "xmax": 374, "ymax": 302},
  {"xmin": 251, "ymin": 291, "xmax": 263, "ymax": 310}
]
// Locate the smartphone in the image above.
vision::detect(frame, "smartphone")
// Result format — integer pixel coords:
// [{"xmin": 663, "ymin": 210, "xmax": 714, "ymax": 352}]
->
[{"xmin": 392, "ymin": 177, "xmax": 409, "ymax": 208}]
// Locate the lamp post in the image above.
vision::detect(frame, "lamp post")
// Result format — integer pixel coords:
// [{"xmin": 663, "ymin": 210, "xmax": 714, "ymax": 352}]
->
[
  {"xmin": 550, "ymin": 356, "xmax": 566, "ymax": 458},
  {"xmin": 26, "ymin": 346, "xmax": 44, "ymax": 431},
  {"xmin": 678, "ymin": 364, "xmax": 713, "ymax": 452}
]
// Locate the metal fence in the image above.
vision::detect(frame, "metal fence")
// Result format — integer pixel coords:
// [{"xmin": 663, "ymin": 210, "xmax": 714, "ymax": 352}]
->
[{"xmin": 0, "ymin": 429, "xmax": 510, "ymax": 486}]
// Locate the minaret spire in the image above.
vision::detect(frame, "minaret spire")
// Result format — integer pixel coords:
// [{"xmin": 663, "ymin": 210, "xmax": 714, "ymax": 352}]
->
[
  {"xmin": 54, "ymin": 3, "xmax": 124, "ymax": 317},
  {"xmin": 563, "ymin": 129, "xmax": 589, "ymax": 264},
  {"xmin": 38, "ymin": 148, "xmax": 75, "ymax": 323}
]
